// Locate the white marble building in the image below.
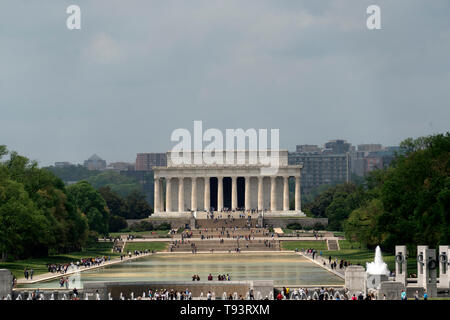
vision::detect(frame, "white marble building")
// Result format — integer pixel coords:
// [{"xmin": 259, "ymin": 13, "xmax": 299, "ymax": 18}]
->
[{"xmin": 153, "ymin": 151, "xmax": 304, "ymax": 216}]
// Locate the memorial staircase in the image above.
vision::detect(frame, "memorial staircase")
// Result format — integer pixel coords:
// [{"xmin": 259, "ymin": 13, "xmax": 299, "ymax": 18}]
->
[{"xmin": 169, "ymin": 238, "xmax": 280, "ymax": 252}]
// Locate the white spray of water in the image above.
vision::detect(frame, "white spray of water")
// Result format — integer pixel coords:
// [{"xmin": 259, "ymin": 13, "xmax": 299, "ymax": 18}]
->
[{"xmin": 366, "ymin": 246, "xmax": 390, "ymax": 275}]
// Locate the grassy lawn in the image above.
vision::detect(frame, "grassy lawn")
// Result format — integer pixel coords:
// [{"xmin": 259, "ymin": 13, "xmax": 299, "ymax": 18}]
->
[
  {"xmin": 282, "ymin": 239, "xmax": 418, "ymax": 274},
  {"xmin": 281, "ymin": 240, "xmax": 328, "ymax": 251},
  {"xmin": 320, "ymin": 240, "xmax": 417, "ymax": 273},
  {"xmin": 123, "ymin": 242, "xmax": 169, "ymax": 253},
  {"xmin": 0, "ymin": 242, "xmax": 118, "ymax": 279}
]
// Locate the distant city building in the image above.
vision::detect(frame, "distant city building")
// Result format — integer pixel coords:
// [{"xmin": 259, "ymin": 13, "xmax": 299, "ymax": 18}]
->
[
  {"xmin": 54, "ymin": 161, "xmax": 72, "ymax": 168},
  {"xmin": 83, "ymin": 154, "xmax": 107, "ymax": 171},
  {"xmin": 289, "ymin": 140, "xmax": 351, "ymax": 195},
  {"xmin": 324, "ymin": 139, "xmax": 352, "ymax": 154},
  {"xmin": 295, "ymin": 145, "xmax": 322, "ymax": 154},
  {"xmin": 357, "ymin": 144, "xmax": 382, "ymax": 152},
  {"xmin": 350, "ymin": 145, "xmax": 400, "ymax": 176},
  {"xmin": 135, "ymin": 153, "xmax": 167, "ymax": 171},
  {"xmin": 106, "ymin": 162, "xmax": 135, "ymax": 172}
]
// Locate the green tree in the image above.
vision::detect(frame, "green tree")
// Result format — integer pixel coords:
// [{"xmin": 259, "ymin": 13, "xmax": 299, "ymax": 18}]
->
[
  {"xmin": 87, "ymin": 171, "xmax": 141, "ymax": 198},
  {"xmin": 126, "ymin": 190, "xmax": 153, "ymax": 219},
  {"xmin": 67, "ymin": 181, "xmax": 110, "ymax": 236},
  {"xmin": 0, "ymin": 179, "xmax": 51, "ymax": 260}
]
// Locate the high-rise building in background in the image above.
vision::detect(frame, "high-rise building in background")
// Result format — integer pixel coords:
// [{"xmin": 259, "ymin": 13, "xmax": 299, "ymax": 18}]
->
[
  {"xmin": 135, "ymin": 153, "xmax": 167, "ymax": 171},
  {"xmin": 289, "ymin": 140, "xmax": 351, "ymax": 195},
  {"xmin": 83, "ymin": 154, "xmax": 107, "ymax": 171}
]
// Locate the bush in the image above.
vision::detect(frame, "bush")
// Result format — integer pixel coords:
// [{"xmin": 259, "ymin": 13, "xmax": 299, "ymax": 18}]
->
[
  {"xmin": 109, "ymin": 215, "xmax": 128, "ymax": 232},
  {"xmin": 286, "ymin": 223, "xmax": 302, "ymax": 230},
  {"xmin": 129, "ymin": 221, "xmax": 154, "ymax": 232},
  {"xmin": 155, "ymin": 222, "xmax": 171, "ymax": 231},
  {"xmin": 313, "ymin": 223, "xmax": 326, "ymax": 230}
]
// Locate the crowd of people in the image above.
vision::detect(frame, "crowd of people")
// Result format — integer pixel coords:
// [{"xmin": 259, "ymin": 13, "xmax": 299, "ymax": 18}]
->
[{"xmin": 45, "ymin": 256, "xmax": 112, "ymax": 275}]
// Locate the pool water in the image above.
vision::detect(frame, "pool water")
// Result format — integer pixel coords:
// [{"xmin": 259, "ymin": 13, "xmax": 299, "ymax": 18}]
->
[{"xmin": 18, "ymin": 252, "xmax": 343, "ymax": 289}]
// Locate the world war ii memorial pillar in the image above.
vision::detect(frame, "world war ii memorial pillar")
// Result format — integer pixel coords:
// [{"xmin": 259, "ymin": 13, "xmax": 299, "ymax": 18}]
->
[
  {"xmin": 438, "ymin": 245, "xmax": 449, "ymax": 289},
  {"xmin": 395, "ymin": 245, "xmax": 408, "ymax": 287},
  {"xmin": 417, "ymin": 245, "xmax": 437, "ymax": 297}
]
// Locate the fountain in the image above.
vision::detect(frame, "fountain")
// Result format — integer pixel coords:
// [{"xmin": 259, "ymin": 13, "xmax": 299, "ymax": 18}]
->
[
  {"xmin": 16, "ymin": 294, "xmax": 22, "ymax": 300},
  {"xmin": 232, "ymin": 292, "xmax": 238, "ymax": 300},
  {"xmin": 50, "ymin": 293, "xmax": 55, "ymax": 300},
  {"xmin": 268, "ymin": 291, "xmax": 274, "ymax": 300},
  {"xmin": 119, "ymin": 292, "xmax": 124, "ymax": 300},
  {"xmin": 222, "ymin": 292, "xmax": 227, "ymax": 300},
  {"xmin": 366, "ymin": 246, "xmax": 390, "ymax": 276},
  {"xmin": 108, "ymin": 293, "xmax": 113, "ymax": 300},
  {"xmin": 256, "ymin": 291, "xmax": 263, "ymax": 300}
]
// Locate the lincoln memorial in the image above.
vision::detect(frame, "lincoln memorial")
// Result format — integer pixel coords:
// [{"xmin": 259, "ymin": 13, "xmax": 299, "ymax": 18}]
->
[{"xmin": 152, "ymin": 150, "xmax": 304, "ymax": 216}]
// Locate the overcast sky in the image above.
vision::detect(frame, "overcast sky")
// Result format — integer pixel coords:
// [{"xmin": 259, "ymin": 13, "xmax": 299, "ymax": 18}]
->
[{"xmin": 1, "ymin": 0, "xmax": 449, "ymax": 166}]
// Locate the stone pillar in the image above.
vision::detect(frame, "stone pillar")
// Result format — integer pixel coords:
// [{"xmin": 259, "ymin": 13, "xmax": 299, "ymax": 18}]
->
[
  {"xmin": 417, "ymin": 245, "xmax": 428, "ymax": 287},
  {"xmin": 0, "ymin": 269, "xmax": 13, "ymax": 299},
  {"xmin": 438, "ymin": 246, "xmax": 449, "ymax": 289},
  {"xmin": 231, "ymin": 176, "xmax": 237, "ymax": 210},
  {"xmin": 395, "ymin": 245, "xmax": 408, "ymax": 286},
  {"xmin": 165, "ymin": 177, "xmax": 172, "ymax": 212},
  {"xmin": 270, "ymin": 176, "xmax": 277, "ymax": 212},
  {"xmin": 178, "ymin": 177, "xmax": 184, "ymax": 212},
  {"xmin": 154, "ymin": 177, "xmax": 160, "ymax": 213},
  {"xmin": 245, "ymin": 176, "xmax": 251, "ymax": 211},
  {"xmin": 417, "ymin": 245, "xmax": 438, "ymax": 297},
  {"xmin": 283, "ymin": 176, "xmax": 289, "ymax": 211},
  {"xmin": 345, "ymin": 265, "xmax": 367, "ymax": 296},
  {"xmin": 217, "ymin": 176, "xmax": 223, "ymax": 211},
  {"xmin": 295, "ymin": 176, "xmax": 301, "ymax": 212},
  {"xmin": 204, "ymin": 177, "xmax": 210, "ymax": 212},
  {"xmin": 257, "ymin": 176, "xmax": 264, "ymax": 211},
  {"xmin": 191, "ymin": 177, "xmax": 197, "ymax": 212},
  {"xmin": 160, "ymin": 179, "xmax": 164, "ymax": 212}
]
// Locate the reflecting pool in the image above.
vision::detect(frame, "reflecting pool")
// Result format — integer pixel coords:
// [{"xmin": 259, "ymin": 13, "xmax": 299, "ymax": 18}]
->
[{"xmin": 18, "ymin": 252, "xmax": 344, "ymax": 288}]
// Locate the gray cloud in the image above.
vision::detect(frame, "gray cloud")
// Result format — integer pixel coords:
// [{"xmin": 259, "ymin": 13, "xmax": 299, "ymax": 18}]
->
[{"xmin": 0, "ymin": 0, "xmax": 449, "ymax": 165}]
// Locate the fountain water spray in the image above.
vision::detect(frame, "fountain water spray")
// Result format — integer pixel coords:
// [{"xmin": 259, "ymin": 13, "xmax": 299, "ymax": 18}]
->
[{"xmin": 366, "ymin": 246, "xmax": 390, "ymax": 276}]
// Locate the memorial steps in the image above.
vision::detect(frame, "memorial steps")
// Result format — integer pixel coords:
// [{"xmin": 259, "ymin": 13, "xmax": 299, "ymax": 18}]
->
[{"xmin": 169, "ymin": 239, "xmax": 280, "ymax": 252}]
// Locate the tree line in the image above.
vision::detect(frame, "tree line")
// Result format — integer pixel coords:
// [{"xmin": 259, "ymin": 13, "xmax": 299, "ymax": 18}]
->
[{"xmin": 0, "ymin": 146, "xmax": 152, "ymax": 261}]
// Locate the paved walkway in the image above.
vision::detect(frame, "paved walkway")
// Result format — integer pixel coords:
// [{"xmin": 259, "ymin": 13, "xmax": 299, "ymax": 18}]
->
[
  {"xmin": 16, "ymin": 252, "xmax": 154, "ymax": 285},
  {"xmin": 298, "ymin": 251, "xmax": 345, "ymax": 279}
]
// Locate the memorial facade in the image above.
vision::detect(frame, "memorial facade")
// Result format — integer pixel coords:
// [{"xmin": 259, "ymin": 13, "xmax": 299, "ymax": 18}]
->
[{"xmin": 153, "ymin": 150, "xmax": 304, "ymax": 216}]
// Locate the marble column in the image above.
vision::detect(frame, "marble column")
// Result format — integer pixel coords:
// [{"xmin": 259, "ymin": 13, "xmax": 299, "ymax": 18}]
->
[
  {"xmin": 160, "ymin": 179, "xmax": 164, "ymax": 212},
  {"xmin": 283, "ymin": 176, "xmax": 289, "ymax": 211},
  {"xmin": 178, "ymin": 177, "xmax": 184, "ymax": 212},
  {"xmin": 231, "ymin": 176, "xmax": 237, "ymax": 210},
  {"xmin": 295, "ymin": 176, "xmax": 301, "ymax": 211},
  {"xmin": 166, "ymin": 177, "xmax": 172, "ymax": 212},
  {"xmin": 245, "ymin": 176, "xmax": 251, "ymax": 211},
  {"xmin": 270, "ymin": 176, "xmax": 277, "ymax": 212},
  {"xmin": 154, "ymin": 177, "xmax": 160, "ymax": 213},
  {"xmin": 191, "ymin": 177, "xmax": 197, "ymax": 211},
  {"xmin": 257, "ymin": 176, "xmax": 264, "ymax": 211},
  {"xmin": 217, "ymin": 176, "xmax": 223, "ymax": 211},
  {"xmin": 204, "ymin": 177, "xmax": 210, "ymax": 212}
]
